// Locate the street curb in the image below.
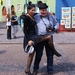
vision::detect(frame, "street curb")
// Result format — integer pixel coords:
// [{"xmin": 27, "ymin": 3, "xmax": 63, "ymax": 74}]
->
[{"xmin": 0, "ymin": 43, "xmax": 23, "ymax": 44}]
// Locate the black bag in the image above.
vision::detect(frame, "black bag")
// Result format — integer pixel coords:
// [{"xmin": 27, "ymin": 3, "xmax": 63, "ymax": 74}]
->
[{"xmin": 46, "ymin": 26, "xmax": 55, "ymax": 32}]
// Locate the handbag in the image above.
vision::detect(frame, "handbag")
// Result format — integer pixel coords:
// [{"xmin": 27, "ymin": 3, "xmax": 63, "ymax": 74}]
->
[{"xmin": 24, "ymin": 45, "xmax": 34, "ymax": 54}]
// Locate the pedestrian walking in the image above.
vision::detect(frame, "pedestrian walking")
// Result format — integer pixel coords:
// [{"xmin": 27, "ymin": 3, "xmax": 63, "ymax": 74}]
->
[
  {"xmin": 11, "ymin": 11, "xmax": 18, "ymax": 38},
  {"xmin": 6, "ymin": 13, "xmax": 11, "ymax": 40}
]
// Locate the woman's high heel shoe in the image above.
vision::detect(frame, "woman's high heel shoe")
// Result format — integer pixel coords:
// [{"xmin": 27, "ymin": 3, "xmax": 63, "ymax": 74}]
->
[
  {"xmin": 54, "ymin": 52, "xmax": 61, "ymax": 57},
  {"xmin": 25, "ymin": 70, "xmax": 32, "ymax": 75},
  {"xmin": 55, "ymin": 53, "xmax": 61, "ymax": 57}
]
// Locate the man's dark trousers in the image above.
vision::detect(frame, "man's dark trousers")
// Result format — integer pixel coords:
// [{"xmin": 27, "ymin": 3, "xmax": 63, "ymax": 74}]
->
[{"xmin": 33, "ymin": 40, "xmax": 53, "ymax": 72}]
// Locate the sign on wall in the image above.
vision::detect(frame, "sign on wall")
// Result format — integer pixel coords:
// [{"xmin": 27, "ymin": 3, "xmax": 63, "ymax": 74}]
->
[
  {"xmin": 62, "ymin": 14, "xmax": 71, "ymax": 19},
  {"xmin": 72, "ymin": 7, "xmax": 75, "ymax": 28},
  {"xmin": 72, "ymin": 7, "xmax": 75, "ymax": 12},
  {"xmin": 65, "ymin": 20, "xmax": 71, "ymax": 28},
  {"xmin": 60, "ymin": 20, "xmax": 65, "ymax": 25},
  {"xmin": 17, "ymin": 4, "xmax": 21, "ymax": 12},
  {"xmin": 61, "ymin": 7, "xmax": 71, "ymax": 28},
  {"xmin": 62, "ymin": 7, "xmax": 71, "ymax": 14}
]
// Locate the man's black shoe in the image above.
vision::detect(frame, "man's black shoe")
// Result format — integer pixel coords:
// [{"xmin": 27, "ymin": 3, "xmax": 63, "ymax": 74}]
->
[
  {"xmin": 32, "ymin": 70, "xmax": 38, "ymax": 75},
  {"xmin": 48, "ymin": 72, "xmax": 53, "ymax": 75}
]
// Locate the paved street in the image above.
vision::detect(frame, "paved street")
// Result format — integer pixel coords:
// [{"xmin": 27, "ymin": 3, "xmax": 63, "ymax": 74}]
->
[{"xmin": 0, "ymin": 23, "xmax": 75, "ymax": 75}]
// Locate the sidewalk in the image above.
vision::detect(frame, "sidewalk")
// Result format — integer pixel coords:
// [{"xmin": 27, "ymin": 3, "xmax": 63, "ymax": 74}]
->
[
  {"xmin": 0, "ymin": 22, "xmax": 75, "ymax": 44},
  {"xmin": 0, "ymin": 22, "xmax": 24, "ymax": 44}
]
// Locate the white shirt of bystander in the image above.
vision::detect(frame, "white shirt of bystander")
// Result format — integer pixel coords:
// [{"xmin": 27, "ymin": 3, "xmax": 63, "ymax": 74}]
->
[{"xmin": 6, "ymin": 19, "xmax": 11, "ymax": 26}]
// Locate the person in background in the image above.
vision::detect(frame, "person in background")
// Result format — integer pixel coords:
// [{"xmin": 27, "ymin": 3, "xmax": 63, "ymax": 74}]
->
[
  {"xmin": 11, "ymin": 11, "xmax": 18, "ymax": 38},
  {"xmin": 6, "ymin": 13, "xmax": 11, "ymax": 40},
  {"xmin": 36, "ymin": 1, "xmax": 42, "ymax": 13},
  {"xmin": 28, "ymin": 1, "xmax": 32, "ymax": 5},
  {"xmin": 19, "ymin": 12, "xmax": 25, "ymax": 29},
  {"xmin": 52, "ymin": 12, "xmax": 58, "ymax": 21},
  {"xmin": 52, "ymin": 12, "xmax": 59, "ymax": 33},
  {"xmin": 38, "ymin": 1, "xmax": 42, "ymax": 7}
]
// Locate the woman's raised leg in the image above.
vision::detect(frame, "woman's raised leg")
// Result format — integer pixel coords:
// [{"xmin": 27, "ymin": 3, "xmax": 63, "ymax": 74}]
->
[{"xmin": 39, "ymin": 35, "xmax": 61, "ymax": 57}]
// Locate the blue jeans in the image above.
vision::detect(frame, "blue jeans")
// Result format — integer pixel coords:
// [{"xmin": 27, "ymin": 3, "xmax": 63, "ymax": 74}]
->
[{"xmin": 33, "ymin": 40, "xmax": 53, "ymax": 72}]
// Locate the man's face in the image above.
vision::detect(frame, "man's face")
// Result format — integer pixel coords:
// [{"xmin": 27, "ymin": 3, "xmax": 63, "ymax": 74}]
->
[{"xmin": 39, "ymin": 9, "xmax": 48, "ymax": 16}]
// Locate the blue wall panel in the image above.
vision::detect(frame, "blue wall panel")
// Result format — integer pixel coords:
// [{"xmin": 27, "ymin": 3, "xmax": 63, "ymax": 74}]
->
[{"xmin": 56, "ymin": 0, "xmax": 75, "ymax": 23}]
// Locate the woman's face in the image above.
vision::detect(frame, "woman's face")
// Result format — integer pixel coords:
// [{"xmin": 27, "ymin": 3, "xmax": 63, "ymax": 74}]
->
[{"xmin": 28, "ymin": 7, "xmax": 35, "ymax": 16}]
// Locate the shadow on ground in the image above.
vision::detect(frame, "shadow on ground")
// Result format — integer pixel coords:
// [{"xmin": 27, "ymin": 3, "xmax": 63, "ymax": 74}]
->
[
  {"xmin": 0, "ymin": 34, "xmax": 4, "ymax": 35},
  {"xmin": 0, "ymin": 22, "xmax": 6, "ymax": 29},
  {"xmin": 0, "ymin": 50, "xmax": 6, "ymax": 54},
  {"xmin": 38, "ymin": 62, "xmax": 75, "ymax": 75}
]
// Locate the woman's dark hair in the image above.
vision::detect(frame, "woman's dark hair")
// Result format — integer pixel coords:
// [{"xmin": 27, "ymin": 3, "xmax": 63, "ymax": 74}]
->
[
  {"xmin": 7, "ymin": 13, "xmax": 10, "ymax": 21},
  {"xmin": 2, "ymin": 6, "xmax": 5, "ymax": 11},
  {"xmin": 28, "ymin": 1, "xmax": 32, "ymax": 5},
  {"xmin": 27, "ymin": 4, "xmax": 35, "ymax": 11},
  {"xmin": 12, "ymin": 11, "xmax": 15, "ymax": 15},
  {"xmin": 11, "ymin": 5, "xmax": 14, "ymax": 10}
]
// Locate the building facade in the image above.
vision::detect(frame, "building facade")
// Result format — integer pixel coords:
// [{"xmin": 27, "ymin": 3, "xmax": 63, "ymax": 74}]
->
[
  {"xmin": 56, "ymin": 0, "xmax": 75, "ymax": 32},
  {"xmin": 0, "ymin": 0, "xmax": 55, "ymax": 22}
]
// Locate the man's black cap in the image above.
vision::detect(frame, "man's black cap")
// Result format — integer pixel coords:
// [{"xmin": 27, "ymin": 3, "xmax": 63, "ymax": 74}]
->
[{"xmin": 39, "ymin": 3, "xmax": 48, "ymax": 9}]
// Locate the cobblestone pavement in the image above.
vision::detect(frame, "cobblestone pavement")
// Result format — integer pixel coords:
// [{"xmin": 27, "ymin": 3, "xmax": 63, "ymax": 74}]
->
[
  {"xmin": 58, "ymin": 44, "xmax": 75, "ymax": 64},
  {"xmin": 53, "ymin": 32, "xmax": 75, "ymax": 44},
  {"xmin": 0, "ymin": 44, "xmax": 75, "ymax": 75},
  {"xmin": 0, "ymin": 23, "xmax": 75, "ymax": 75}
]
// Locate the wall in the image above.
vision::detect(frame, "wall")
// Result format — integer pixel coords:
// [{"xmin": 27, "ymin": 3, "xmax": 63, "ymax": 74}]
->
[
  {"xmin": 11, "ymin": 0, "xmax": 24, "ymax": 17},
  {"xmin": 0, "ymin": 0, "xmax": 6, "ymax": 22},
  {"xmin": 0, "ymin": 0, "xmax": 55, "ymax": 22},
  {"xmin": 0, "ymin": 0, "xmax": 25, "ymax": 22},
  {"xmin": 56, "ymin": 0, "xmax": 75, "ymax": 22}
]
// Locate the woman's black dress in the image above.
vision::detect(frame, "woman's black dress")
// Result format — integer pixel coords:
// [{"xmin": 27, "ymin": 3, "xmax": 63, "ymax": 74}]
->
[{"xmin": 22, "ymin": 15, "xmax": 43, "ymax": 49}]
